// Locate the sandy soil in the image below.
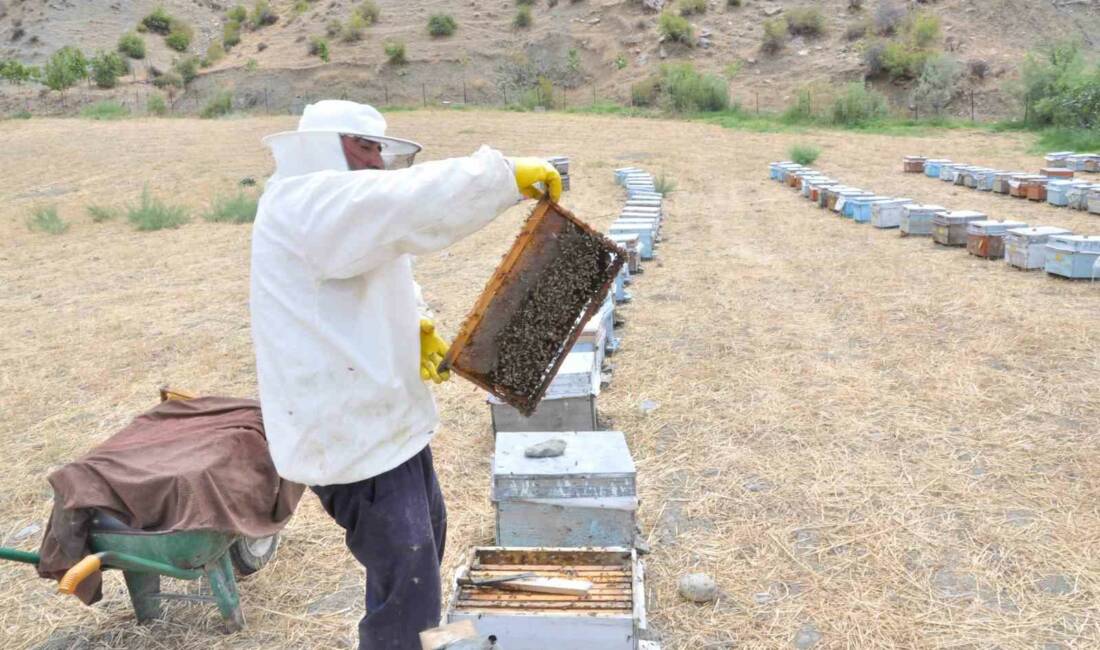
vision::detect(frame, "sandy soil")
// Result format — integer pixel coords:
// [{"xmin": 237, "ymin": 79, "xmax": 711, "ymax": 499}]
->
[{"xmin": 1, "ymin": 111, "xmax": 1098, "ymax": 649}]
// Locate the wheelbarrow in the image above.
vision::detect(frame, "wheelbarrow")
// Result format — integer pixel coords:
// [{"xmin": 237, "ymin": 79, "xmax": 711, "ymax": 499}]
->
[{"xmin": 0, "ymin": 387, "xmax": 280, "ymax": 632}]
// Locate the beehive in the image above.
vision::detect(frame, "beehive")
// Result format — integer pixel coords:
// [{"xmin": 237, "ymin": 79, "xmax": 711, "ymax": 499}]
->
[
  {"xmin": 1088, "ymin": 186, "xmax": 1100, "ymax": 214},
  {"xmin": 1005, "ymin": 226, "xmax": 1073, "ymax": 270},
  {"xmin": 615, "ymin": 217, "xmax": 660, "ymax": 242},
  {"xmin": 612, "ymin": 265, "xmax": 631, "ymax": 304},
  {"xmin": 1023, "ymin": 176, "xmax": 1050, "ymax": 202},
  {"xmin": 447, "ymin": 547, "xmax": 646, "ymax": 650},
  {"xmin": 903, "ymin": 156, "xmax": 927, "ymax": 173},
  {"xmin": 1066, "ymin": 182, "xmax": 1095, "ymax": 210},
  {"xmin": 954, "ymin": 166, "xmax": 977, "ymax": 187},
  {"xmin": 933, "ymin": 210, "xmax": 987, "ymax": 246},
  {"xmin": 548, "ymin": 156, "xmax": 571, "ymax": 192},
  {"xmin": 609, "ymin": 221, "xmax": 655, "ymax": 260},
  {"xmin": 614, "ymin": 168, "xmax": 643, "ymax": 184},
  {"xmin": 489, "ymin": 351, "xmax": 600, "ymax": 434},
  {"xmin": 493, "ymin": 431, "xmax": 636, "ymax": 548},
  {"xmin": 871, "ymin": 198, "xmax": 914, "ymax": 229},
  {"xmin": 608, "ymin": 234, "xmax": 641, "ymax": 273},
  {"xmin": 1041, "ymin": 167, "xmax": 1075, "ymax": 180},
  {"xmin": 901, "ymin": 204, "xmax": 945, "ymax": 237},
  {"xmin": 1047, "ymin": 180, "xmax": 1074, "ymax": 207},
  {"xmin": 1045, "ymin": 235, "xmax": 1100, "ymax": 279},
  {"xmin": 966, "ymin": 220, "xmax": 1029, "ymax": 259},
  {"xmin": 575, "ymin": 295, "xmax": 616, "ymax": 366},
  {"xmin": 837, "ymin": 190, "xmax": 875, "ymax": 218},
  {"xmin": 1066, "ymin": 154, "xmax": 1100, "ymax": 172},
  {"xmin": 442, "ymin": 200, "xmax": 624, "ymax": 416},
  {"xmin": 940, "ymin": 162, "xmax": 960, "ymax": 183},
  {"xmin": 993, "ymin": 171, "xmax": 1022, "ymax": 194},
  {"xmin": 975, "ymin": 169, "xmax": 1000, "ymax": 192},
  {"xmin": 1008, "ymin": 174, "xmax": 1033, "ymax": 198},
  {"xmin": 851, "ymin": 197, "xmax": 893, "ymax": 224},
  {"xmin": 1045, "ymin": 151, "xmax": 1074, "ymax": 168},
  {"xmin": 769, "ymin": 161, "xmax": 796, "ymax": 181},
  {"xmin": 925, "ymin": 159, "xmax": 950, "ymax": 178}
]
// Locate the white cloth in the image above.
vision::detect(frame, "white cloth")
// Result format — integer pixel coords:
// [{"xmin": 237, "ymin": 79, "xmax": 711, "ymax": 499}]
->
[{"xmin": 251, "ymin": 133, "xmax": 520, "ymax": 486}]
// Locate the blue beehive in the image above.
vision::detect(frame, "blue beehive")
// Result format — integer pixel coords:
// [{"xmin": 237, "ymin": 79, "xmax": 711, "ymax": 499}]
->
[
  {"xmin": 925, "ymin": 159, "xmax": 949, "ymax": 178},
  {"xmin": 976, "ymin": 169, "xmax": 1000, "ymax": 191},
  {"xmin": 1045, "ymin": 235, "xmax": 1100, "ymax": 279},
  {"xmin": 837, "ymin": 190, "xmax": 873, "ymax": 218},
  {"xmin": 850, "ymin": 196, "xmax": 892, "ymax": 223},
  {"xmin": 940, "ymin": 162, "xmax": 960, "ymax": 182},
  {"xmin": 609, "ymin": 220, "xmax": 655, "ymax": 259},
  {"xmin": 1048, "ymin": 180, "xmax": 1074, "ymax": 207},
  {"xmin": 769, "ymin": 161, "xmax": 795, "ymax": 181}
]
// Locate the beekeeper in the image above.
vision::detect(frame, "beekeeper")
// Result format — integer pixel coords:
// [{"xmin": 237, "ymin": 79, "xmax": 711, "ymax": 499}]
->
[{"xmin": 250, "ymin": 100, "xmax": 561, "ymax": 649}]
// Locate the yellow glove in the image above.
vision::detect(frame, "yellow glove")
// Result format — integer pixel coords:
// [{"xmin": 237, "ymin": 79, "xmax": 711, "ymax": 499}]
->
[
  {"xmin": 510, "ymin": 157, "xmax": 563, "ymax": 202},
  {"xmin": 419, "ymin": 318, "xmax": 451, "ymax": 384}
]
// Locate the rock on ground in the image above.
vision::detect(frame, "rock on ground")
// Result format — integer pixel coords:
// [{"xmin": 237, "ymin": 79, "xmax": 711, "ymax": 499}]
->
[{"xmin": 678, "ymin": 572, "xmax": 718, "ymax": 603}]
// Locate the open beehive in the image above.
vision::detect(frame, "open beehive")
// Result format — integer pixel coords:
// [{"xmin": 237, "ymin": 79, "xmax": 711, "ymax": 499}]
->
[
  {"xmin": 441, "ymin": 199, "xmax": 625, "ymax": 416},
  {"xmin": 447, "ymin": 547, "xmax": 645, "ymax": 650}
]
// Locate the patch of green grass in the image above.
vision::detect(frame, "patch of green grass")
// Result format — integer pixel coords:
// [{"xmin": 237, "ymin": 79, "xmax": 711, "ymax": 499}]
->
[
  {"xmin": 26, "ymin": 205, "xmax": 68, "ymax": 234},
  {"xmin": 1032, "ymin": 128, "xmax": 1100, "ymax": 154},
  {"xmin": 80, "ymin": 101, "xmax": 129, "ymax": 120},
  {"xmin": 127, "ymin": 186, "xmax": 190, "ymax": 231},
  {"xmin": 200, "ymin": 91, "xmax": 233, "ymax": 118},
  {"xmin": 428, "ymin": 13, "xmax": 457, "ymax": 36},
  {"xmin": 204, "ymin": 191, "xmax": 258, "ymax": 224},
  {"xmin": 87, "ymin": 204, "xmax": 118, "ymax": 222},
  {"xmin": 788, "ymin": 144, "xmax": 821, "ymax": 165},
  {"xmin": 11, "ymin": 109, "xmax": 32, "ymax": 119}
]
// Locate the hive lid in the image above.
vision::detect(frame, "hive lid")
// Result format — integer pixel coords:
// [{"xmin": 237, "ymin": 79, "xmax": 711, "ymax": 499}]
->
[
  {"xmin": 1048, "ymin": 235, "xmax": 1100, "ymax": 252},
  {"xmin": 494, "ymin": 430, "xmax": 635, "ymax": 480},
  {"xmin": 967, "ymin": 220, "xmax": 1028, "ymax": 234},
  {"xmin": 1006, "ymin": 226, "xmax": 1072, "ymax": 239},
  {"xmin": 943, "ymin": 210, "xmax": 987, "ymax": 220}
]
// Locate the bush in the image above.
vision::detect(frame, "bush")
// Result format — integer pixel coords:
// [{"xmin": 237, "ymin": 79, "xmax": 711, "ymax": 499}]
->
[
  {"xmin": 128, "ymin": 186, "xmax": 189, "ymax": 231},
  {"xmin": 762, "ymin": 17, "xmax": 787, "ymax": 54},
  {"xmin": 357, "ymin": 1, "xmax": 380, "ymax": 24},
  {"xmin": 250, "ymin": 1, "xmax": 278, "ymax": 29},
  {"xmin": 166, "ymin": 21, "xmax": 193, "ymax": 51},
  {"xmin": 782, "ymin": 86, "xmax": 817, "ymax": 123},
  {"xmin": 384, "ymin": 41, "xmax": 407, "ymax": 65},
  {"xmin": 786, "ymin": 8, "xmax": 825, "ymax": 37},
  {"xmin": 679, "ymin": 0, "xmax": 706, "ymax": 16},
  {"xmin": 863, "ymin": 39, "xmax": 886, "ymax": 76},
  {"xmin": 147, "ymin": 93, "xmax": 168, "ymax": 115},
  {"xmin": 913, "ymin": 53, "xmax": 960, "ymax": 114},
  {"xmin": 293, "ymin": 0, "xmax": 311, "ymax": 13},
  {"xmin": 969, "ymin": 59, "xmax": 990, "ymax": 80},
  {"xmin": 309, "ymin": 36, "xmax": 330, "ymax": 62},
  {"xmin": 788, "ymin": 144, "xmax": 821, "ymax": 165},
  {"xmin": 81, "ymin": 101, "xmax": 128, "ymax": 120},
  {"xmin": 204, "ymin": 192, "xmax": 258, "ymax": 223},
  {"xmin": 90, "ymin": 50, "xmax": 128, "ymax": 88},
  {"xmin": 429, "ymin": 13, "xmax": 458, "ymax": 36},
  {"xmin": 658, "ymin": 12, "xmax": 693, "ymax": 45},
  {"xmin": 153, "ymin": 70, "xmax": 183, "ymax": 89},
  {"xmin": 829, "ymin": 82, "xmax": 888, "ymax": 126},
  {"xmin": 26, "ymin": 205, "xmax": 68, "ymax": 234},
  {"xmin": 727, "ymin": 0, "xmax": 742, "ymax": 6},
  {"xmin": 43, "ymin": 46, "xmax": 87, "ymax": 92},
  {"xmin": 660, "ymin": 63, "xmax": 728, "ymax": 112},
  {"xmin": 513, "ymin": 7, "xmax": 531, "ymax": 28},
  {"xmin": 848, "ymin": 0, "xmax": 863, "ymax": 10},
  {"xmin": 204, "ymin": 41, "xmax": 226, "ymax": 67},
  {"xmin": 517, "ymin": 0, "xmax": 535, "ymax": 5},
  {"xmin": 174, "ymin": 56, "xmax": 200, "ymax": 84},
  {"xmin": 908, "ymin": 11, "xmax": 940, "ymax": 49},
  {"xmin": 200, "ymin": 91, "xmax": 233, "ymax": 118},
  {"xmin": 325, "ymin": 19, "xmax": 342, "ymax": 37},
  {"xmin": 874, "ymin": 0, "xmax": 904, "ymax": 36},
  {"xmin": 142, "ymin": 7, "xmax": 173, "ymax": 34},
  {"xmin": 87, "ymin": 205, "xmax": 117, "ymax": 222},
  {"xmin": 341, "ymin": 13, "xmax": 367, "ymax": 42},
  {"xmin": 0, "ymin": 59, "xmax": 36, "ymax": 84},
  {"xmin": 881, "ymin": 40, "xmax": 929, "ymax": 79},
  {"xmin": 12, "ymin": 109, "xmax": 32, "ymax": 119},
  {"xmin": 224, "ymin": 20, "xmax": 242, "ymax": 48},
  {"xmin": 118, "ymin": 32, "xmax": 146, "ymax": 59},
  {"xmin": 631, "ymin": 76, "xmax": 660, "ymax": 106},
  {"xmin": 654, "ymin": 172, "xmax": 676, "ymax": 194},
  {"xmin": 845, "ymin": 21, "xmax": 869, "ymax": 41},
  {"xmin": 228, "ymin": 5, "xmax": 248, "ymax": 23}
]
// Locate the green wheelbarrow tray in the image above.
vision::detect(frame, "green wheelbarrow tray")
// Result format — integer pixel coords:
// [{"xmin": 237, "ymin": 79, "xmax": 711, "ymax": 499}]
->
[{"xmin": 0, "ymin": 511, "xmax": 280, "ymax": 633}]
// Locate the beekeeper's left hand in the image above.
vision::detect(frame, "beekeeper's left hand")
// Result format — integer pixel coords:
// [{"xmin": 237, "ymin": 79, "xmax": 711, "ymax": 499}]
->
[
  {"xmin": 419, "ymin": 319, "xmax": 451, "ymax": 384},
  {"xmin": 510, "ymin": 158, "xmax": 563, "ymax": 202}
]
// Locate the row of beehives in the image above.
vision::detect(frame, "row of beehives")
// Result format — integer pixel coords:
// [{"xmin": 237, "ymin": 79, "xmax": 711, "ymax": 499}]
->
[
  {"xmin": 904, "ymin": 155, "xmax": 1100, "ymax": 211},
  {"xmin": 771, "ymin": 161, "xmax": 1100, "ymax": 279},
  {"xmin": 1045, "ymin": 151, "xmax": 1100, "ymax": 173},
  {"xmin": 441, "ymin": 169, "xmax": 666, "ymax": 650}
]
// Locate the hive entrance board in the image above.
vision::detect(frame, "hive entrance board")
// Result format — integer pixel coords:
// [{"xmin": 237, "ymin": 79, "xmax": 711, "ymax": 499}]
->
[{"xmin": 441, "ymin": 199, "xmax": 626, "ymax": 416}]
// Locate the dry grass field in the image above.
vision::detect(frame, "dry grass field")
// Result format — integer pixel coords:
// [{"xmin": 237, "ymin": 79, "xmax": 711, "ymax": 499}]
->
[{"xmin": 1, "ymin": 111, "xmax": 1098, "ymax": 649}]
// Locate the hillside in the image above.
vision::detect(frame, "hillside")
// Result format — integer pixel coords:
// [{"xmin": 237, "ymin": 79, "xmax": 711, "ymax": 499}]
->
[{"xmin": 2, "ymin": 0, "xmax": 1100, "ymax": 117}]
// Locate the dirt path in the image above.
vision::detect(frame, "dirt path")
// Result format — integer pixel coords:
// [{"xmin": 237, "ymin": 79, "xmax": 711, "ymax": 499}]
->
[{"xmin": 1, "ymin": 111, "xmax": 1098, "ymax": 649}]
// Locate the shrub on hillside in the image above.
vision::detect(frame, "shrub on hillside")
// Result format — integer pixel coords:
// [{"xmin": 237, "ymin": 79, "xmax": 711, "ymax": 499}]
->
[
  {"xmin": 142, "ymin": 7, "xmax": 173, "ymax": 34},
  {"xmin": 913, "ymin": 53, "xmax": 960, "ymax": 114},
  {"xmin": 342, "ymin": 13, "xmax": 367, "ymax": 42},
  {"xmin": 90, "ymin": 50, "xmax": 128, "ymax": 88},
  {"xmin": 782, "ymin": 86, "xmax": 817, "ymax": 123},
  {"xmin": 204, "ymin": 42, "xmax": 226, "ymax": 67},
  {"xmin": 43, "ymin": 46, "xmax": 87, "ymax": 92},
  {"xmin": 881, "ymin": 40, "xmax": 929, "ymax": 79},
  {"xmin": 513, "ymin": 7, "xmax": 532, "ymax": 28},
  {"xmin": 762, "ymin": 17, "xmax": 787, "ymax": 54},
  {"xmin": 660, "ymin": 63, "xmax": 728, "ymax": 112},
  {"xmin": 788, "ymin": 144, "xmax": 821, "ymax": 165},
  {"xmin": 228, "ymin": 5, "xmax": 248, "ymax": 23},
  {"xmin": 727, "ymin": 0, "xmax": 742, "ymax": 6},
  {"xmin": 631, "ymin": 76, "xmax": 660, "ymax": 106},
  {"xmin": 87, "ymin": 205, "xmax": 118, "ymax": 222},
  {"xmin": 968, "ymin": 59, "xmax": 990, "ymax": 80},
  {"xmin": 679, "ymin": 0, "xmax": 706, "ymax": 16},
  {"xmin": 829, "ymin": 82, "xmax": 888, "ymax": 126},
  {"xmin": 118, "ymin": 32, "xmax": 145, "ymax": 59},
  {"xmin": 908, "ymin": 11, "xmax": 940, "ymax": 48},
  {"xmin": 153, "ymin": 70, "xmax": 183, "ymax": 89},
  {"xmin": 200, "ymin": 91, "xmax": 233, "ymax": 118},
  {"xmin": 357, "ymin": 1, "xmax": 380, "ymax": 24},
  {"xmin": 384, "ymin": 41, "xmax": 407, "ymax": 65},
  {"xmin": 174, "ymin": 56, "xmax": 200, "ymax": 83},
  {"xmin": 429, "ymin": 14, "xmax": 458, "ymax": 36},
  {"xmin": 659, "ymin": 12, "xmax": 693, "ymax": 45},
  {"xmin": 309, "ymin": 35, "xmax": 330, "ymax": 62},
  {"xmin": 26, "ymin": 205, "xmax": 68, "ymax": 234},
  {"xmin": 786, "ymin": 8, "xmax": 824, "ymax": 37},
  {"xmin": 147, "ymin": 93, "xmax": 168, "ymax": 115},
  {"xmin": 250, "ymin": 1, "xmax": 278, "ymax": 29},
  {"xmin": 845, "ymin": 21, "xmax": 868, "ymax": 41},
  {"xmin": 224, "ymin": 20, "xmax": 243, "ymax": 48},
  {"xmin": 874, "ymin": 0, "xmax": 904, "ymax": 35},
  {"xmin": 166, "ymin": 21, "xmax": 193, "ymax": 51},
  {"xmin": 326, "ymin": 20, "xmax": 342, "ymax": 37}
]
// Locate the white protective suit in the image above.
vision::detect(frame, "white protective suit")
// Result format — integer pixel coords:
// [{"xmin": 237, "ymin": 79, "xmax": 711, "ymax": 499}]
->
[{"xmin": 251, "ymin": 107, "xmax": 521, "ymax": 486}]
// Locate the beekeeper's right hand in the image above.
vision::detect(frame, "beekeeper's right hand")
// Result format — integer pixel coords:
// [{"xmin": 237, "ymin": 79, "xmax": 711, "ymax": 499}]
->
[{"xmin": 510, "ymin": 158, "xmax": 563, "ymax": 202}]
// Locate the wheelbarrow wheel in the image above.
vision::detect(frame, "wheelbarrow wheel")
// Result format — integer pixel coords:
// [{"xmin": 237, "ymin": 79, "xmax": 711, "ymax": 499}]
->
[{"xmin": 229, "ymin": 534, "xmax": 279, "ymax": 576}]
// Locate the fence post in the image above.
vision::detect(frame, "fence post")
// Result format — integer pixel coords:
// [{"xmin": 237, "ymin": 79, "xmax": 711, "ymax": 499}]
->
[
  {"xmin": 384, "ymin": 85, "xmax": 389, "ymax": 105},
  {"xmin": 592, "ymin": 85, "xmax": 596, "ymax": 105},
  {"xmin": 755, "ymin": 91, "xmax": 759, "ymax": 114},
  {"xmin": 562, "ymin": 87, "xmax": 567, "ymax": 109},
  {"xmin": 463, "ymin": 80, "xmax": 467, "ymax": 104},
  {"xmin": 422, "ymin": 84, "xmax": 426, "ymax": 107},
  {"xmin": 970, "ymin": 90, "xmax": 975, "ymax": 122},
  {"xmin": 264, "ymin": 87, "xmax": 270, "ymax": 113},
  {"xmin": 503, "ymin": 86, "xmax": 507, "ymax": 105}
]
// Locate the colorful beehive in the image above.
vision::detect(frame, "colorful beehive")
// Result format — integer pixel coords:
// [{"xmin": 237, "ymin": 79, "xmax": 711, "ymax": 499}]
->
[
  {"xmin": 1041, "ymin": 167, "xmax": 1075, "ymax": 180},
  {"xmin": 609, "ymin": 221, "xmax": 655, "ymax": 260},
  {"xmin": 620, "ymin": 208, "xmax": 662, "ymax": 229},
  {"xmin": 1045, "ymin": 151, "xmax": 1074, "ymax": 168},
  {"xmin": 819, "ymin": 185, "xmax": 843, "ymax": 209},
  {"xmin": 933, "ymin": 210, "xmax": 987, "ymax": 246},
  {"xmin": 975, "ymin": 169, "xmax": 1000, "ymax": 192},
  {"xmin": 608, "ymin": 233, "xmax": 641, "ymax": 273},
  {"xmin": 851, "ymin": 196, "xmax": 893, "ymax": 224},
  {"xmin": 489, "ymin": 351, "xmax": 600, "ymax": 434},
  {"xmin": 769, "ymin": 161, "xmax": 798, "ymax": 181},
  {"xmin": 1005, "ymin": 226, "xmax": 1073, "ymax": 270},
  {"xmin": 1045, "ymin": 235, "xmax": 1100, "ymax": 279},
  {"xmin": 871, "ymin": 198, "xmax": 914, "ymax": 229},
  {"xmin": 900, "ymin": 204, "xmax": 943, "ymax": 236},
  {"xmin": 808, "ymin": 179, "xmax": 837, "ymax": 203},
  {"xmin": 903, "ymin": 156, "xmax": 927, "ymax": 173},
  {"xmin": 966, "ymin": 220, "xmax": 1029, "ymax": 259},
  {"xmin": 1066, "ymin": 154, "xmax": 1100, "ymax": 172},
  {"xmin": 1023, "ymin": 176, "xmax": 1050, "ymax": 201},
  {"xmin": 954, "ymin": 166, "xmax": 977, "ymax": 187},
  {"xmin": 993, "ymin": 171, "xmax": 1022, "ymax": 194},
  {"xmin": 446, "ymin": 547, "xmax": 646, "ymax": 650},
  {"xmin": 1047, "ymin": 180, "xmax": 1074, "ymax": 207},
  {"xmin": 493, "ymin": 430, "xmax": 636, "ymax": 548},
  {"xmin": 1008, "ymin": 174, "xmax": 1034, "ymax": 198},
  {"xmin": 611, "ymin": 265, "xmax": 631, "ymax": 304},
  {"xmin": 925, "ymin": 159, "xmax": 950, "ymax": 178},
  {"xmin": 799, "ymin": 174, "xmax": 829, "ymax": 198},
  {"xmin": 841, "ymin": 191, "xmax": 875, "ymax": 218}
]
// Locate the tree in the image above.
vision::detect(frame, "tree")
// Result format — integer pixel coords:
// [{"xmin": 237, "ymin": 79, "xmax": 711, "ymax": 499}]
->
[
  {"xmin": 43, "ymin": 46, "xmax": 87, "ymax": 93},
  {"xmin": 913, "ymin": 54, "xmax": 961, "ymax": 115},
  {"xmin": 90, "ymin": 51, "xmax": 129, "ymax": 88},
  {"xmin": 0, "ymin": 59, "xmax": 36, "ymax": 84},
  {"xmin": 118, "ymin": 32, "xmax": 146, "ymax": 59}
]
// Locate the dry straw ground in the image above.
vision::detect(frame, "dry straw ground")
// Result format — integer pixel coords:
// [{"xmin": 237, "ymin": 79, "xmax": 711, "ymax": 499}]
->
[{"xmin": 1, "ymin": 111, "xmax": 1098, "ymax": 649}]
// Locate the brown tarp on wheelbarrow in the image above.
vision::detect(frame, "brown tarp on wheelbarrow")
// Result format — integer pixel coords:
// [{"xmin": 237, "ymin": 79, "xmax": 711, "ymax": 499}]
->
[{"xmin": 37, "ymin": 397, "xmax": 305, "ymax": 604}]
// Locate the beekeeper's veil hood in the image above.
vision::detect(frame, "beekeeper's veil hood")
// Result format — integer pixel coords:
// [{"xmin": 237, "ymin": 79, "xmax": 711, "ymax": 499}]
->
[{"xmin": 262, "ymin": 100, "xmax": 423, "ymax": 181}]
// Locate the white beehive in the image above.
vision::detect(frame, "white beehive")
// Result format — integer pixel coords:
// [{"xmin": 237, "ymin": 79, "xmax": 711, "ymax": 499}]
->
[
  {"xmin": 870, "ymin": 198, "xmax": 914, "ymax": 229},
  {"xmin": 900, "ymin": 204, "xmax": 944, "ymax": 236},
  {"xmin": 489, "ymin": 351, "xmax": 600, "ymax": 434},
  {"xmin": 1045, "ymin": 235, "xmax": 1100, "ymax": 279},
  {"xmin": 933, "ymin": 210, "xmax": 987, "ymax": 246},
  {"xmin": 1005, "ymin": 226, "xmax": 1073, "ymax": 270},
  {"xmin": 493, "ymin": 430, "xmax": 637, "ymax": 547}
]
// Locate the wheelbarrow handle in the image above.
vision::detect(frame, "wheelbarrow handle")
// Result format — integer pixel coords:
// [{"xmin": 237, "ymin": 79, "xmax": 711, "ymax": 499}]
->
[{"xmin": 58, "ymin": 554, "xmax": 102, "ymax": 595}]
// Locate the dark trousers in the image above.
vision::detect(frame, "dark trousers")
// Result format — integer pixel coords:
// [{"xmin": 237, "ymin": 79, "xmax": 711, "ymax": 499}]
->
[{"xmin": 312, "ymin": 445, "xmax": 447, "ymax": 650}]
